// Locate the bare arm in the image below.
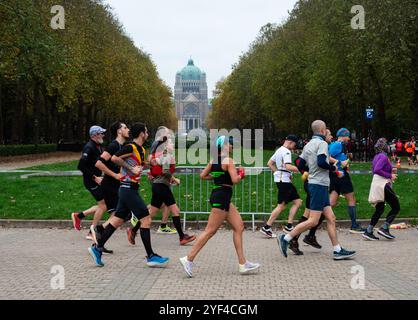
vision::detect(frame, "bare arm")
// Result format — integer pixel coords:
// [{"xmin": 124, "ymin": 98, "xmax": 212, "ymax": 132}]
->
[
  {"xmin": 227, "ymin": 158, "xmax": 241, "ymax": 184},
  {"xmin": 111, "ymin": 154, "xmax": 140, "ymax": 175},
  {"xmin": 267, "ymin": 159, "xmax": 278, "ymax": 172},
  {"xmin": 285, "ymin": 163, "xmax": 299, "ymax": 173},
  {"xmin": 96, "ymin": 151, "xmax": 119, "ymax": 180},
  {"xmin": 200, "ymin": 162, "xmax": 214, "ymax": 180}
]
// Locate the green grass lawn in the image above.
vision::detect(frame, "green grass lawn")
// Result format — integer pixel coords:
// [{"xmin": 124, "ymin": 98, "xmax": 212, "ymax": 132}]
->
[{"xmin": 1, "ymin": 161, "xmax": 417, "ymax": 221}]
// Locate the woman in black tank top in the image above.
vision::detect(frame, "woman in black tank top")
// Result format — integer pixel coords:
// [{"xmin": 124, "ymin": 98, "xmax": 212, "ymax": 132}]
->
[{"xmin": 179, "ymin": 136, "xmax": 260, "ymax": 278}]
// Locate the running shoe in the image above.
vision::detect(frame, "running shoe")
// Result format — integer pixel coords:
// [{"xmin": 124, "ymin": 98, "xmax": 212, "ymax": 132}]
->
[
  {"xmin": 377, "ymin": 228, "xmax": 396, "ymax": 240},
  {"xmin": 101, "ymin": 247, "xmax": 113, "ymax": 255},
  {"xmin": 146, "ymin": 254, "xmax": 169, "ymax": 268},
  {"xmin": 90, "ymin": 225, "xmax": 102, "ymax": 245},
  {"xmin": 180, "ymin": 234, "xmax": 196, "ymax": 246},
  {"xmin": 179, "ymin": 256, "xmax": 193, "ymax": 278},
  {"xmin": 284, "ymin": 224, "xmax": 294, "ymax": 233},
  {"xmin": 126, "ymin": 227, "xmax": 136, "ymax": 245},
  {"xmin": 88, "ymin": 245, "xmax": 104, "ymax": 267},
  {"xmin": 130, "ymin": 214, "xmax": 139, "ymax": 228},
  {"xmin": 157, "ymin": 226, "xmax": 177, "ymax": 234},
  {"xmin": 350, "ymin": 225, "xmax": 366, "ymax": 234},
  {"xmin": 277, "ymin": 234, "xmax": 289, "ymax": 258},
  {"xmin": 303, "ymin": 235, "xmax": 322, "ymax": 249},
  {"xmin": 260, "ymin": 226, "xmax": 276, "ymax": 238},
  {"xmin": 71, "ymin": 212, "xmax": 81, "ymax": 231},
  {"xmin": 333, "ymin": 248, "xmax": 356, "ymax": 260},
  {"xmin": 362, "ymin": 231, "xmax": 379, "ymax": 241},
  {"xmin": 239, "ymin": 261, "xmax": 261, "ymax": 274},
  {"xmin": 289, "ymin": 239, "xmax": 304, "ymax": 255},
  {"xmin": 85, "ymin": 230, "xmax": 93, "ymax": 241}
]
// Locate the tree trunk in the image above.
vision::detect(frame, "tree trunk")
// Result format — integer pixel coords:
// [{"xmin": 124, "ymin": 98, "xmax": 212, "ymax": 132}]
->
[
  {"xmin": 0, "ymin": 81, "xmax": 3, "ymax": 144},
  {"xmin": 33, "ymin": 81, "xmax": 41, "ymax": 145},
  {"xmin": 369, "ymin": 65, "xmax": 386, "ymax": 137}
]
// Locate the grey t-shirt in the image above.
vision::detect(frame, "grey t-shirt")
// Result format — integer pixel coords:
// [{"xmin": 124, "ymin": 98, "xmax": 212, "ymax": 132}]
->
[{"xmin": 300, "ymin": 136, "xmax": 330, "ymax": 187}]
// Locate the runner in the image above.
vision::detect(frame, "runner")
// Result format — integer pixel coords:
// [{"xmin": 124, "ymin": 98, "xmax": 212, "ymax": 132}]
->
[
  {"xmin": 91, "ymin": 121, "xmax": 130, "ymax": 254},
  {"xmin": 404, "ymin": 138, "xmax": 415, "ymax": 166},
  {"xmin": 72, "ymin": 125, "xmax": 107, "ymax": 240},
  {"xmin": 88, "ymin": 122, "xmax": 169, "ymax": 267},
  {"xmin": 127, "ymin": 127, "xmax": 195, "ymax": 246},
  {"xmin": 179, "ymin": 136, "xmax": 260, "ymax": 277},
  {"xmin": 289, "ymin": 128, "xmax": 334, "ymax": 255},
  {"xmin": 277, "ymin": 120, "xmax": 356, "ymax": 260},
  {"xmin": 260, "ymin": 135, "xmax": 302, "ymax": 237},
  {"xmin": 363, "ymin": 138, "xmax": 400, "ymax": 240},
  {"xmin": 328, "ymin": 128, "xmax": 365, "ymax": 233}
]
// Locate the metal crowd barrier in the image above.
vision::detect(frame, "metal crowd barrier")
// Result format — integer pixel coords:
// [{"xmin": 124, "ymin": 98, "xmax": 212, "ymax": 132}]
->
[{"xmin": 174, "ymin": 167, "xmax": 276, "ymax": 232}]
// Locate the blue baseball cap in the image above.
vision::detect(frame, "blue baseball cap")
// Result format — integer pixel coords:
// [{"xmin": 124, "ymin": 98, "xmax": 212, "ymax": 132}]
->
[
  {"xmin": 89, "ymin": 125, "xmax": 106, "ymax": 137},
  {"xmin": 336, "ymin": 128, "xmax": 350, "ymax": 138}
]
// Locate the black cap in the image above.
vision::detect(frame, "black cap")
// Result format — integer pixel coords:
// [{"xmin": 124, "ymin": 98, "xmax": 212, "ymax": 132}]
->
[{"xmin": 285, "ymin": 134, "xmax": 299, "ymax": 144}]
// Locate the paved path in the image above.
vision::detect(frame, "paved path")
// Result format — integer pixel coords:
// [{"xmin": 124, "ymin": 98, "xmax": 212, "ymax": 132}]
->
[
  {"xmin": 0, "ymin": 227, "xmax": 417, "ymax": 300},
  {"xmin": 0, "ymin": 152, "xmax": 79, "ymax": 170}
]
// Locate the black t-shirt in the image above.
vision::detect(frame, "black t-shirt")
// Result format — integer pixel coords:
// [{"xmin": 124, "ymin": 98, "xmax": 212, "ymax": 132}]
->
[
  {"xmin": 77, "ymin": 140, "xmax": 104, "ymax": 186},
  {"xmin": 102, "ymin": 140, "xmax": 123, "ymax": 188}
]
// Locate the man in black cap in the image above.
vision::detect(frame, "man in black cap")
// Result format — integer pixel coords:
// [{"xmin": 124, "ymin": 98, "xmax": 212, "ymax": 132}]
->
[{"xmin": 260, "ymin": 135, "xmax": 303, "ymax": 247}]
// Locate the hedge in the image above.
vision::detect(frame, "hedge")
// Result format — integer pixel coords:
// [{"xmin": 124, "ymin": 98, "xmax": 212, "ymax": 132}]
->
[{"xmin": 0, "ymin": 144, "xmax": 57, "ymax": 157}]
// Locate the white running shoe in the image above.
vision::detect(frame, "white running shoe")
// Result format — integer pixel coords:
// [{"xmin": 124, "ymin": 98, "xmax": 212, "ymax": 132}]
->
[
  {"xmin": 179, "ymin": 256, "xmax": 193, "ymax": 278},
  {"xmin": 239, "ymin": 261, "xmax": 261, "ymax": 274}
]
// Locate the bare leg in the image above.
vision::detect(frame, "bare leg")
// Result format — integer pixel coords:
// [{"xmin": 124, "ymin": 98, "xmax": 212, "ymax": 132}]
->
[
  {"xmin": 226, "ymin": 204, "xmax": 246, "ymax": 264},
  {"xmin": 187, "ymin": 209, "xmax": 227, "ymax": 262},
  {"xmin": 288, "ymin": 211, "xmax": 321, "ymax": 239},
  {"xmin": 92, "ymin": 200, "xmax": 107, "ymax": 226},
  {"xmin": 267, "ymin": 203, "xmax": 286, "ymax": 226},
  {"xmin": 323, "ymin": 206, "xmax": 338, "ymax": 246},
  {"xmin": 329, "ymin": 191, "xmax": 339, "ymax": 208},
  {"xmin": 288, "ymin": 199, "xmax": 302, "ymax": 224}
]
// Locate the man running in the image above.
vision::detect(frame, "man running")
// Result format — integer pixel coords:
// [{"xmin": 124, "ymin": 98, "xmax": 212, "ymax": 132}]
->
[
  {"xmin": 260, "ymin": 135, "xmax": 302, "ymax": 237},
  {"xmin": 277, "ymin": 120, "xmax": 356, "ymax": 260},
  {"xmin": 72, "ymin": 125, "xmax": 107, "ymax": 240},
  {"xmin": 89, "ymin": 121, "xmax": 130, "ymax": 253},
  {"xmin": 127, "ymin": 127, "xmax": 195, "ymax": 246},
  {"xmin": 328, "ymin": 128, "xmax": 365, "ymax": 233},
  {"xmin": 88, "ymin": 122, "xmax": 169, "ymax": 267}
]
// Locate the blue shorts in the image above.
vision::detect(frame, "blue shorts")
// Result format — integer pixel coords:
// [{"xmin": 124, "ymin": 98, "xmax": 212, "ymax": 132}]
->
[{"xmin": 308, "ymin": 184, "xmax": 330, "ymax": 211}]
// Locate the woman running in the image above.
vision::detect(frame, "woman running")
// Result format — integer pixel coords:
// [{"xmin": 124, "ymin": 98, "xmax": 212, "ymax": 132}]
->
[
  {"xmin": 179, "ymin": 136, "xmax": 260, "ymax": 277},
  {"xmin": 363, "ymin": 138, "xmax": 400, "ymax": 240}
]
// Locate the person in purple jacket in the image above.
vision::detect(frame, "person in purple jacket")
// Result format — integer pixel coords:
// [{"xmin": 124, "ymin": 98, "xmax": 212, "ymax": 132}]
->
[{"xmin": 363, "ymin": 138, "xmax": 400, "ymax": 241}]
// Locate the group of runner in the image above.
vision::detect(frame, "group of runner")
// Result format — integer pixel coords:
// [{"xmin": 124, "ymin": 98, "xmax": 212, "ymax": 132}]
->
[{"xmin": 71, "ymin": 119, "xmax": 401, "ymax": 277}]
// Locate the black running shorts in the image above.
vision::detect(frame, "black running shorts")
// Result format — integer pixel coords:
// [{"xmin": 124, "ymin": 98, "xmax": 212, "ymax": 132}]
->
[
  {"xmin": 150, "ymin": 183, "xmax": 176, "ymax": 209},
  {"xmin": 329, "ymin": 172, "xmax": 354, "ymax": 195},
  {"xmin": 210, "ymin": 186, "xmax": 233, "ymax": 211},
  {"xmin": 84, "ymin": 180, "xmax": 105, "ymax": 202},
  {"xmin": 115, "ymin": 185, "xmax": 149, "ymax": 221},
  {"xmin": 276, "ymin": 182, "xmax": 300, "ymax": 204},
  {"xmin": 101, "ymin": 180, "xmax": 119, "ymax": 213}
]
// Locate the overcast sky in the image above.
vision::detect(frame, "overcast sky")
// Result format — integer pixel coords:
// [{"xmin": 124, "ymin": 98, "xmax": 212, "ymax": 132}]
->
[{"xmin": 105, "ymin": 0, "xmax": 298, "ymax": 98}]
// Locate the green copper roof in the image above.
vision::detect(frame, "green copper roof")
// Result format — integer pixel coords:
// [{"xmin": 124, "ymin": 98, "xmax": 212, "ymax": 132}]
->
[{"xmin": 179, "ymin": 58, "xmax": 202, "ymax": 80}]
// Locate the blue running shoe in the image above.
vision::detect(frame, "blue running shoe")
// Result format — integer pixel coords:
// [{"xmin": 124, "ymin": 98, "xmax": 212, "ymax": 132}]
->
[
  {"xmin": 147, "ymin": 254, "xmax": 169, "ymax": 268},
  {"xmin": 333, "ymin": 248, "xmax": 356, "ymax": 260},
  {"xmin": 88, "ymin": 245, "xmax": 104, "ymax": 267},
  {"xmin": 277, "ymin": 234, "xmax": 289, "ymax": 258}
]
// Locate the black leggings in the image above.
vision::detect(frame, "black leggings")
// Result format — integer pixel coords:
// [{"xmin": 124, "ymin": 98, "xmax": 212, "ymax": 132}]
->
[{"xmin": 370, "ymin": 185, "xmax": 400, "ymax": 227}]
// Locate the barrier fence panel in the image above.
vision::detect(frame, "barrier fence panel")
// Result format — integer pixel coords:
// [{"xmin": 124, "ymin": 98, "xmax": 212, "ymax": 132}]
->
[{"xmin": 175, "ymin": 167, "xmax": 275, "ymax": 232}]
